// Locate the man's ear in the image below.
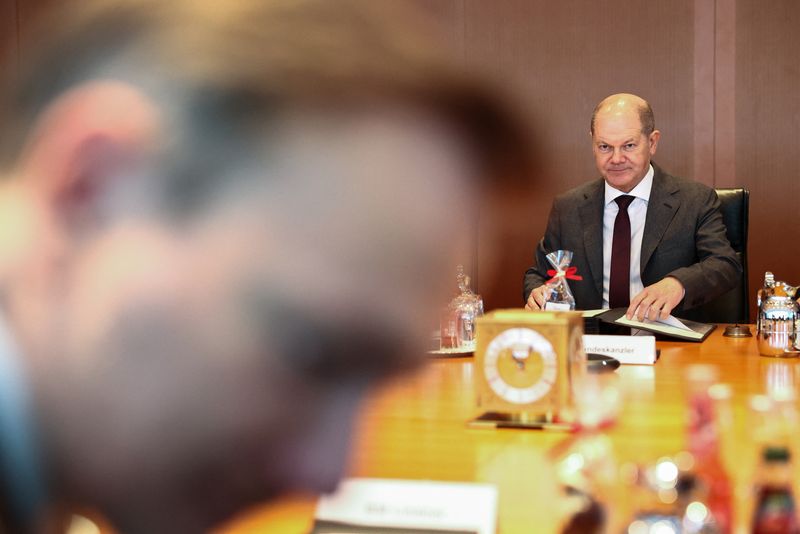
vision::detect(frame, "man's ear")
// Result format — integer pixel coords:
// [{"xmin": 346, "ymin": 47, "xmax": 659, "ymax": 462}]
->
[
  {"xmin": 648, "ymin": 129, "xmax": 661, "ymax": 155},
  {"xmin": 17, "ymin": 80, "xmax": 160, "ymax": 226}
]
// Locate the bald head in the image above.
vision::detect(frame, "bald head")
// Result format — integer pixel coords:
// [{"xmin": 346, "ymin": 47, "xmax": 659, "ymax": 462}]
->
[
  {"xmin": 590, "ymin": 93, "xmax": 655, "ymax": 137},
  {"xmin": 589, "ymin": 93, "xmax": 660, "ymax": 192}
]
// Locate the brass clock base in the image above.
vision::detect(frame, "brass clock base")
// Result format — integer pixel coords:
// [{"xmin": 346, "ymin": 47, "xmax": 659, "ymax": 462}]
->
[{"xmin": 468, "ymin": 411, "xmax": 575, "ymax": 431}]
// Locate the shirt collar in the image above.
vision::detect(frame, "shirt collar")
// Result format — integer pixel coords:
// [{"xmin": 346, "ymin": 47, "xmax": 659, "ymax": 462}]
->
[{"xmin": 604, "ymin": 164, "xmax": 654, "ymax": 206}]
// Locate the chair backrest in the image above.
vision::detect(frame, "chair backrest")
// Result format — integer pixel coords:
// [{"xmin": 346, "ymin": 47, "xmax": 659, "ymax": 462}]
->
[{"xmin": 688, "ymin": 188, "xmax": 750, "ymax": 324}]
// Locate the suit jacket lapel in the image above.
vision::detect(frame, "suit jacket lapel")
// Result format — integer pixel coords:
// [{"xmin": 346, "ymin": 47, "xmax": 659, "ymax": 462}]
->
[
  {"xmin": 641, "ymin": 165, "xmax": 680, "ymax": 272},
  {"xmin": 578, "ymin": 180, "xmax": 605, "ymax": 298}
]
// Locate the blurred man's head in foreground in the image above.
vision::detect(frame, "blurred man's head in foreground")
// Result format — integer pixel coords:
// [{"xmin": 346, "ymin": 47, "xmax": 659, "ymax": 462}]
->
[{"xmin": 0, "ymin": 0, "xmax": 530, "ymax": 531}]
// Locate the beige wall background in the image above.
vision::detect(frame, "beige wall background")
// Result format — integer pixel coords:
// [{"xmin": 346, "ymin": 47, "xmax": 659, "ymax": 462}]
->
[{"xmin": 2, "ymin": 0, "xmax": 798, "ymax": 321}]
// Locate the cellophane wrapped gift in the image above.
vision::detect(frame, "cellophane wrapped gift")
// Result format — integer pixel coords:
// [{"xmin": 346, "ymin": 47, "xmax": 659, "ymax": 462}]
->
[{"xmin": 543, "ymin": 250, "xmax": 578, "ymax": 311}]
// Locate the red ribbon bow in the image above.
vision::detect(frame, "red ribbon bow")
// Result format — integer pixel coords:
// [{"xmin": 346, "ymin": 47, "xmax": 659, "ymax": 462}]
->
[{"xmin": 546, "ymin": 266, "xmax": 583, "ymax": 283}]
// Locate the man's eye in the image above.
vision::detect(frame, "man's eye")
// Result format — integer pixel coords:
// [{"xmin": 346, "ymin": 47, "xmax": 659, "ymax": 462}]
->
[
  {"xmin": 599, "ymin": 145, "xmax": 610, "ymax": 152},
  {"xmin": 624, "ymin": 143, "xmax": 636, "ymax": 150}
]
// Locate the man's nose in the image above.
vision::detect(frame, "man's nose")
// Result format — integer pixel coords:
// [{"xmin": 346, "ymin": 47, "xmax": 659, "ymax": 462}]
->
[{"xmin": 610, "ymin": 148, "xmax": 626, "ymax": 164}]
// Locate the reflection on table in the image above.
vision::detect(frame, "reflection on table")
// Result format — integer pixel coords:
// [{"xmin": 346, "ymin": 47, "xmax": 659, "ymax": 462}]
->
[{"xmin": 220, "ymin": 327, "xmax": 800, "ymax": 534}]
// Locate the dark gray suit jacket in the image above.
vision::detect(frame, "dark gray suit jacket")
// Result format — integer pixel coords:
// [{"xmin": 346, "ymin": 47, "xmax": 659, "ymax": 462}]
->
[{"xmin": 522, "ymin": 164, "xmax": 742, "ymax": 318}]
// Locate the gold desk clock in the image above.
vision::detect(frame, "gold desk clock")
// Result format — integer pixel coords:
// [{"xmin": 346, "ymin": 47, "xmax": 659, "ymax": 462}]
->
[{"xmin": 469, "ymin": 309, "xmax": 584, "ymax": 430}]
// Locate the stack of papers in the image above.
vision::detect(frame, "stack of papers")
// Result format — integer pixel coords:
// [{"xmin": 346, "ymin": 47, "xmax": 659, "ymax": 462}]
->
[
  {"xmin": 615, "ymin": 314, "xmax": 705, "ymax": 340},
  {"xmin": 581, "ymin": 308, "xmax": 716, "ymax": 342}
]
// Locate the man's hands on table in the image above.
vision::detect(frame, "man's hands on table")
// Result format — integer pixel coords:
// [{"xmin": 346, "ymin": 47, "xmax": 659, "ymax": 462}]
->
[
  {"xmin": 525, "ymin": 285, "xmax": 550, "ymax": 310},
  {"xmin": 526, "ymin": 277, "xmax": 684, "ymax": 320},
  {"xmin": 626, "ymin": 277, "xmax": 685, "ymax": 321}
]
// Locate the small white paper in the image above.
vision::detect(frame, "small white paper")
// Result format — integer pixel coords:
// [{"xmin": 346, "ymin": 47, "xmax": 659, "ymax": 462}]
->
[
  {"xmin": 582, "ymin": 334, "xmax": 657, "ymax": 365},
  {"xmin": 651, "ymin": 314, "xmax": 691, "ymax": 331},
  {"xmin": 315, "ymin": 478, "xmax": 497, "ymax": 534},
  {"xmin": 544, "ymin": 301, "xmax": 571, "ymax": 311}
]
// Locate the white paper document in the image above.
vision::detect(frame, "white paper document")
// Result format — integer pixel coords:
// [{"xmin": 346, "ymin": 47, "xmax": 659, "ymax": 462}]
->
[
  {"xmin": 615, "ymin": 313, "xmax": 703, "ymax": 340},
  {"xmin": 581, "ymin": 309, "xmax": 607, "ymax": 318},
  {"xmin": 314, "ymin": 478, "xmax": 497, "ymax": 534},
  {"xmin": 652, "ymin": 314, "xmax": 692, "ymax": 330}
]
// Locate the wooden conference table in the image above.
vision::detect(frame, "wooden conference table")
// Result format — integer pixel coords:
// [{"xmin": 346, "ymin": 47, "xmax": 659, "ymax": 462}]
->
[{"xmin": 219, "ymin": 326, "xmax": 799, "ymax": 534}]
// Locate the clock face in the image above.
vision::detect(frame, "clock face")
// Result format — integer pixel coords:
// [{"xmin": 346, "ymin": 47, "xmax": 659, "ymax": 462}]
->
[{"xmin": 483, "ymin": 327, "xmax": 558, "ymax": 405}]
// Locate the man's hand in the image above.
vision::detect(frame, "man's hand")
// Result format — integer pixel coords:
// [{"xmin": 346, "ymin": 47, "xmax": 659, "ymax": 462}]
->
[
  {"xmin": 626, "ymin": 277, "xmax": 685, "ymax": 321},
  {"xmin": 525, "ymin": 286, "xmax": 550, "ymax": 310}
]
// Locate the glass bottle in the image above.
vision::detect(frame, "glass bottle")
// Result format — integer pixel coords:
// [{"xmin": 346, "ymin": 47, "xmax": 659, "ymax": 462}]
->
[
  {"xmin": 751, "ymin": 446, "xmax": 800, "ymax": 534},
  {"xmin": 450, "ymin": 265, "xmax": 483, "ymax": 350},
  {"xmin": 684, "ymin": 365, "xmax": 732, "ymax": 534},
  {"xmin": 555, "ymin": 372, "xmax": 625, "ymax": 534}
]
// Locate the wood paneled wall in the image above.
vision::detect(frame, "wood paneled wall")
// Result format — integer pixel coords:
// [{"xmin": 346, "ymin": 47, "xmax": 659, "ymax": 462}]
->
[
  {"xmin": 0, "ymin": 0, "xmax": 17, "ymax": 84},
  {"xmin": 419, "ymin": 0, "xmax": 800, "ymax": 319},
  {"xmin": 735, "ymin": 1, "xmax": 800, "ymax": 307},
  {"xmin": 0, "ymin": 0, "xmax": 51, "ymax": 88},
  {"xmin": 1, "ymin": 0, "xmax": 798, "ymax": 320}
]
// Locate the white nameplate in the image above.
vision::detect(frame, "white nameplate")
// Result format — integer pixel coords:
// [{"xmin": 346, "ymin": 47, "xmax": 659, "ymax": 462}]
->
[
  {"xmin": 582, "ymin": 334, "xmax": 657, "ymax": 365},
  {"xmin": 314, "ymin": 478, "xmax": 497, "ymax": 534}
]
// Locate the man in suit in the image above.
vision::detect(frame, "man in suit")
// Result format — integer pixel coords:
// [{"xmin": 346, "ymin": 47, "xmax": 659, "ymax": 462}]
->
[{"xmin": 523, "ymin": 93, "xmax": 740, "ymax": 321}]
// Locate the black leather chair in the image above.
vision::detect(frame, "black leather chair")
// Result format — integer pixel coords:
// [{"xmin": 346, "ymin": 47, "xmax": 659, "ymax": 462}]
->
[{"xmin": 689, "ymin": 188, "xmax": 750, "ymax": 324}]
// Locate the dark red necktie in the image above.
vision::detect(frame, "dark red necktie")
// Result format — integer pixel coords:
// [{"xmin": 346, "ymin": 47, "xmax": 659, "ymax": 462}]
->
[{"xmin": 609, "ymin": 195, "xmax": 635, "ymax": 309}]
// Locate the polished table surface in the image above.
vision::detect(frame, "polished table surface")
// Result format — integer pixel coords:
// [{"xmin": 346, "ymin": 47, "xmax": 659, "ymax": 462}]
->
[{"xmin": 218, "ymin": 326, "xmax": 800, "ymax": 534}]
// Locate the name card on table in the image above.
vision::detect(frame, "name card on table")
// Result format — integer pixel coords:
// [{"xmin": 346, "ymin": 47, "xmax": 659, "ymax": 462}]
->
[
  {"xmin": 582, "ymin": 334, "xmax": 657, "ymax": 365},
  {"xmin": 311, "ymin": 478, "xmax": 498, "ymax": 534}
]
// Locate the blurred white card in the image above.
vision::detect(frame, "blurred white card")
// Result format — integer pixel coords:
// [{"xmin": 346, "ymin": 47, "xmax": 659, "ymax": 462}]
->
[
  {"xmin": 583, "ymin": 334, "xmax": 657, "ymax": 364},
  {"xmin": 313, "ymin": 478, "xmax": 497, "ymax": 534}
]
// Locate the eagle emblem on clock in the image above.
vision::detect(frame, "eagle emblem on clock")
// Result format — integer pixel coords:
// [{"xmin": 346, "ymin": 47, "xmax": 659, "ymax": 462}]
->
[{"xmin": 483, "ymin": 327, "xmax": 558, "ymax": 404}]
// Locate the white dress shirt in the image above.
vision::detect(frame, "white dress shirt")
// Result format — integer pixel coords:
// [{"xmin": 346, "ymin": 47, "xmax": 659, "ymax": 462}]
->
[{"xmin": 601, "ymin": 164, "xmax": 654, "ymax": 308}]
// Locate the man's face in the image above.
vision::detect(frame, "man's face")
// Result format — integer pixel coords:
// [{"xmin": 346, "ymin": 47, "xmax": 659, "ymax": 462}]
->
[
  {"xmin": 592, "ymin": 109, "xmax": 659, "ymax": 192},
  {"xmin": 43, "ymin": 107, "xmax": 476, "ymax": 530}
]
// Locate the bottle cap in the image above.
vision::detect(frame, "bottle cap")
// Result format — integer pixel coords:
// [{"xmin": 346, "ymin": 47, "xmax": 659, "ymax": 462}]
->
[{"xmin": 763, "ymin": 446, "xmax": 790, "ymax": 462}]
